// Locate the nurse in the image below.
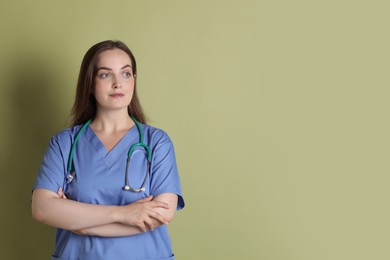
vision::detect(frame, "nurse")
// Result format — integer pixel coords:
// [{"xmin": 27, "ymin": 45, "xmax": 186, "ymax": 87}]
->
[{"xmin": 31, "ymin": 40, "xmax": 184, "ymax": 260}]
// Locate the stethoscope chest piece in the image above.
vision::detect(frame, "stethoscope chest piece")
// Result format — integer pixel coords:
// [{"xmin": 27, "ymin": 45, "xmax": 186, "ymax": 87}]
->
[{"xmin": 123, "ymin": 185, "xmax": 146, "ymax": 192}]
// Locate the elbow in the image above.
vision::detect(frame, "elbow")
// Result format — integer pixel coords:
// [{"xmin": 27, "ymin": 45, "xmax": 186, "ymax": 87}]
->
[
  {"xmin": 152, "ymin": 193, "xmax": 178, "ymax": 224},
  {"xmin": 31, "ymin": 189, "xmax": 55, "ymax": 225},
  {"xmin": 165, "ymin": 211, "xmax": 176, "ymax": 224},
  {"xmin": 31, "ymin": 199, "xmax": 51, "ymax": 224},
  {"xmin": 32, "ymin": 206, "xmax": 46, "ymax": 223},
  {"xmin": 31, "ymin": 197, "xmax": 50, "ymax": 224}
]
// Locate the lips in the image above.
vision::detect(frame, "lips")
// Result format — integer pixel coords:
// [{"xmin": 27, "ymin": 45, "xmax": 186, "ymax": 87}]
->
[{"xmin": 110, "ymin": 93, "xmax": 124, "ymax": 98}]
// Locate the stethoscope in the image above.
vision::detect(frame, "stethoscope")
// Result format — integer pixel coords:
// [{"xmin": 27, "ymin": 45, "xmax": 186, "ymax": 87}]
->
[{"xmin": 66, "ymin": 116, "xmax": 152, "ymax": 192}]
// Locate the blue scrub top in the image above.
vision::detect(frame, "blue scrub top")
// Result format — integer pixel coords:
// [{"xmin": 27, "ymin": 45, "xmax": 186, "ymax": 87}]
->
[{"xmin": 33, "ymin": 123, "xmax": 185, "ymax": 260}]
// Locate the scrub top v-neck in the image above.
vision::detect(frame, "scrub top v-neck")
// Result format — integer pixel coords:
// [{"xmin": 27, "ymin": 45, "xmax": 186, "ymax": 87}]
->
[{"xmin": 33, "ymin": 123, "xmax": 184, "ymax": 260}]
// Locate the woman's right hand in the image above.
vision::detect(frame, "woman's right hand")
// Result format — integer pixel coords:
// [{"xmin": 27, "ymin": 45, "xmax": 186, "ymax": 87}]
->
[{"xmin": 117, "ymin": 196, "xmax": 170, "ymax": 232}]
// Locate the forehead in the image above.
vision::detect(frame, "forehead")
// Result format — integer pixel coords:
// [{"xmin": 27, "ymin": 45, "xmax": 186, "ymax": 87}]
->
[{"xmin": 97, "ymin": 49, "xmax": 132, "ymax": 67}]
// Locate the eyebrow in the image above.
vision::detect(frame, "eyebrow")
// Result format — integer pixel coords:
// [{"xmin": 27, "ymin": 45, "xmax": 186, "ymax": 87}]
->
[{"xmin": 96, "ymin": 64, "xmax": 132, "ymax": 71}]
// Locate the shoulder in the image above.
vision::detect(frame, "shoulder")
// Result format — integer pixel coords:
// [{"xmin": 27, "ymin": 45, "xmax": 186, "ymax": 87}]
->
[
  {"xmin": 140, "ymin": 123, "xmax": 174, "ymax": 147},
  {"xmin": 49, "ymin": 125, "xmax": 84, "ymax": 150},
  {"xmin": 140, "ymin": 124, "xmax": 178, "ymax": 164}
]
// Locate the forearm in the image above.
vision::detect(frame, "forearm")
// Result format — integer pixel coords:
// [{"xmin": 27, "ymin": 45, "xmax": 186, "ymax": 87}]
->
[
  {"xmin": 74, "ymin": 194, "xmax": 177, "ymax": 237},
  {"xmin": 32, "ymin": 189, "xmax": 119, "ymax": 230},
  {"xmin": 153, "ymin": 193, "xmax": 178, "ymax": 223},
  {"xmin": 32, "ymin": 189, "xmax": 170, "ymax": 233},
  {"xmin": 75, "ymin": 223, "xmax": 143, "ymax": 237}
]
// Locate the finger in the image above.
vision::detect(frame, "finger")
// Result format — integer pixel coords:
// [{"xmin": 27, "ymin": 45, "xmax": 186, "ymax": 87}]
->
[
  {"xmin": 138, "ymin": 222, "xmax": 147, "ymax": 233},
  {"xmin": 72, "ymin": 230, "xmax": 82, "ymax": 235},
  {"xmin": 151, "ymin": 201, "xmax": 170, "ymax": 209},
  {"xmin": 57, "ymin": 189, "xmax": 67, "ymax": 199},
  {"xmin": 57, "ymin": 189, "xmax": 64, "ymax": 197},
  {"xmin": 144, "ymin": 218, "xmax": 154, "ymax": 231},
  {"xmin": 150, "ymin": 211, "xmax": 169, "ymax": 225}
]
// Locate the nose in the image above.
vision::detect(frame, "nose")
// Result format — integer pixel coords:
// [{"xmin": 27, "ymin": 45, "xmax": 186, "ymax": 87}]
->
[{"xmin": 112, "ymin": 76, "xmax": 122, "ymax": 89}]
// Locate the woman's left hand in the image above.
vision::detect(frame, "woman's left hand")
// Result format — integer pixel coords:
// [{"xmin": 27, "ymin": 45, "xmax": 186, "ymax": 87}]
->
[{"xmin": 57, "ymin": 188, "xmax": 67, "ymax": 199}]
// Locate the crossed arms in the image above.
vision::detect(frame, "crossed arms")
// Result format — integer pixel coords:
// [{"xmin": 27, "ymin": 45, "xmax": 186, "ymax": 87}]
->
[{"xmin": 31, "ymin": 188, "xmax": 178, "ymax": 237}]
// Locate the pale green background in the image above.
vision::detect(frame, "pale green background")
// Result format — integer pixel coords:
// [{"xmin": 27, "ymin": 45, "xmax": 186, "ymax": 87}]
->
[{"xmin": 0, "ymin": 0, "xmax": 389, "ymax": 259}]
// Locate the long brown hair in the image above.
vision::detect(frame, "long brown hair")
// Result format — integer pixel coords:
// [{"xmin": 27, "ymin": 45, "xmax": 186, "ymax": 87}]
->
[{"xmin": 71, "ymin": 40, "xmax": 147, "ymax": 126}]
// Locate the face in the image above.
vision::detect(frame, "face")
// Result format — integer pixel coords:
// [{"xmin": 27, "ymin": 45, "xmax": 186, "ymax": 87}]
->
[{"xmin": 93, "ymin": 49, "xmax": 135, "ymax": 112}]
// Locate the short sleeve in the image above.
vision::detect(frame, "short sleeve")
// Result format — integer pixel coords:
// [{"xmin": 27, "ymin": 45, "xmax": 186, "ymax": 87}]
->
[
  {"xmin": 150, "ymin": 133, "xmax": 185, "ymax": 210},
  {"xmin": 32, "ymin": 136, "xmax": 67, "ymax": 193}
]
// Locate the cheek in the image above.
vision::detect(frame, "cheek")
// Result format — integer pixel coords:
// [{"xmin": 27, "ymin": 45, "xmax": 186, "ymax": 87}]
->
[
  {"xmin": 93, "ymin": 82, "xmax": 106, "ymax": 95},
  {"xmin": 127, "ymin": 81, "xmax": 135, "ymax": 92},
  {"xmin": 92, "ymin": 85, "xmax": 106, "ymax": 102}
]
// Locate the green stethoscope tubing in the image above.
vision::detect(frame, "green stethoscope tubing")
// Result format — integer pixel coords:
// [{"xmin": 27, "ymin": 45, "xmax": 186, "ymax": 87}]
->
[{"xmin": 66, "ymin": 116, "xmax": 152, "ymax": 192}]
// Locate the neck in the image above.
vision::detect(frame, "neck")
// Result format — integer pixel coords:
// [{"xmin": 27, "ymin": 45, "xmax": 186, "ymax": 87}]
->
[{"xmin": 91, "ymin": 109, "xmax": 134, "ymax": 133}]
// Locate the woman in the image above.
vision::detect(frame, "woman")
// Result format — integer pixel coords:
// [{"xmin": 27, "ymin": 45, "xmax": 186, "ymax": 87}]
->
[{"xmin": 32, "ymin": 40, "xmax": 185, "ymax": 260}]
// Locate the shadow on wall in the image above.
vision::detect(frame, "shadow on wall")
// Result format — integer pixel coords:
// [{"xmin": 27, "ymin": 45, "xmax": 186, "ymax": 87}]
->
[{"xmin": 1, "ymin": 50, "xmax": 68, "ymax": 259}]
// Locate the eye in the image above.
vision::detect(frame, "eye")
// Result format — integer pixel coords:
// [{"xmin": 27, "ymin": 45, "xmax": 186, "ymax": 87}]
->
[
  {"xmin": 123, "ymin": 71, "xmax": 132, "ymax": 78},
  {"xmin": 98, "ymin": 73, "xmax": 111, "ymax": 79}
]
